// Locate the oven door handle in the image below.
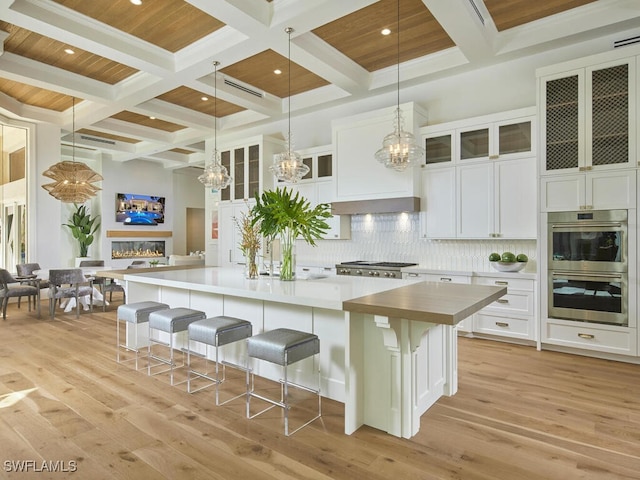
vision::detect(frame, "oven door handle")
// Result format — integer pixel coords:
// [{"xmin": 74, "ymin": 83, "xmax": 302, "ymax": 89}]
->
[
  {"xmin": 550, "ymin": 222, "xmax": 623, "ymax": 228},
  {"xmin": 552, "ymin": 271, "xmax": 622, "ymax": 279}
]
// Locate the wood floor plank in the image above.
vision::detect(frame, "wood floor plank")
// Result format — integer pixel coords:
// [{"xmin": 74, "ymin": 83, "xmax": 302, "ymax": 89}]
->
[{"xmin": 2, "ymin": 300, "xmax": 640, "ymax": 479}]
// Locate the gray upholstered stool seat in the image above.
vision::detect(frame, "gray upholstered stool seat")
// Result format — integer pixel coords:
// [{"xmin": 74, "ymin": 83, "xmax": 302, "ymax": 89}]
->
[
  {"xmin": 147, "ymin": 307, "xmax": 206, "ymax": 385},
  {"xmin": 187, "ymin": 316, "xmax": 253, "ymax": 405},
  {"xmin": 116, "ymin": 301, "xmax": 169, "ymax": 369},
  {"xmin": 246, "ymin": 328, "xmax": 321, "ymax": 436}
]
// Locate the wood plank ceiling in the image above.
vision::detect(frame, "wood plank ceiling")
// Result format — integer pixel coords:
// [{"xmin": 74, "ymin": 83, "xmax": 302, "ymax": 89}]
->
[{"xmin": 0, "ymin": 0, "xmax": 619, "ymax": 169}]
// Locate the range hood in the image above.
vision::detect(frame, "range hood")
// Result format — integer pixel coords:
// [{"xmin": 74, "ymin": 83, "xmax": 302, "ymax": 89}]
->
[{"xmin": 331, "ymin": 197, "xmax": 420, "ymax": 215}]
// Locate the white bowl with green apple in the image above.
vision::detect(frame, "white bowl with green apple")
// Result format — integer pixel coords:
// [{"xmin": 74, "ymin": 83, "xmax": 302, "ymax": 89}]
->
[{"xmin": 489, "ymin": 252, "xmax": 528, "ymax": 272}]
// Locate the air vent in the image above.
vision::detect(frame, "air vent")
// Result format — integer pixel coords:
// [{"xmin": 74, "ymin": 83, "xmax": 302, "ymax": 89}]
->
[
  {"xmin": 80, "ymin": 135, "xmax": 116, "ymax": 145},
  {"xmin": 614, "ymin": 35, "xmax": 640, "ymax": 48},
  {"xmin": 467, "ymin": 0, "xmax": 485, "ymax": 25},
  {"xmin": 224, "ymin": 78, "xmax": 263, "ymax": 98}
]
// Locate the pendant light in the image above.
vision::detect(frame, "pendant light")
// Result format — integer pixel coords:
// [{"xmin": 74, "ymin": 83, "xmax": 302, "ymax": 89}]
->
[
  {"xmin": 42, "ymin": 97, "xmax": 103, "ymax": 203},
  {"xmin": 374, "ymin": 0, "xmax": 425, "ymax": 172},
  {"xmin": 198, "ymin": 61, "xmax": 232, "ymax": 191},
  {"xmin": 270, "ymin": 27, "xmax": 309, "ymax": 183}
]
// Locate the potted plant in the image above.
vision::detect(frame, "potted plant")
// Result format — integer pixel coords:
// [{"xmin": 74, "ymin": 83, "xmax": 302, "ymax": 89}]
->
[
  {"xmin": 64, "ymin": 203, "xmax": 101, "ymax": 259},
  {"xmin": 251, "ymin": 187, "xmax": 331, "ymax": 281}
]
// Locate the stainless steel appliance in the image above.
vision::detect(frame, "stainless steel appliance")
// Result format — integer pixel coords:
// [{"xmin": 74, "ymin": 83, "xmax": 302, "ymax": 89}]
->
[
  {"xmin": 335, "ymin": 261, "xmax": 417, "ymax": 279},
  {"xmin": 547, "ymin": 209, "xmax": 628, "ymax": 326}
]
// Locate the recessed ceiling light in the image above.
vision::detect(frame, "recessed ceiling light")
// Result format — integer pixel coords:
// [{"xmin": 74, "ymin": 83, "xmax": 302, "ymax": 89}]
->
[
  {"xmin": 201, "ymin": 96, "xmax": 208, "ymax": 101},
  {"xmin": 64, "ymin": 48, "xmax": 75, "ymax": 54},
  {"xmin": 149, "ymin": 116, "xmax": 156, "ymax": 120},
  {"xmin": 130, "ymin": 0, "xmax": 142, "ymax": 5},
  {"xmin": 274, "ymin": 69, "xmax": 282, "ymax": 75},
  {"xmin": 381, "ymin": 28, "xmax": 391, "ymax": 36}
]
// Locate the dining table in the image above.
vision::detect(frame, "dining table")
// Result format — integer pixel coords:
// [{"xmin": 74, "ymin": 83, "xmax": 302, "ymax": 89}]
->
[{"xmin": 33, "ymin": 267, "xmax": 115, "ymax": 312}]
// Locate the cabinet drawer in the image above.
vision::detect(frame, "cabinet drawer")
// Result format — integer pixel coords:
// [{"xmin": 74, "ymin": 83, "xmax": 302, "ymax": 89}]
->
[
  {"xmin": 481, "ymin": 291, "xmax": 533, "ymax": 316},
  {"xmin": 544, "ymin": 321, "xmax": 636, "ymax": 356},
  {"xmin": 474, "ymin": 276, "xmax": 533, "ymax": 291},
  {"xmin": 404, "ymin": 273, "xmax": 471, "ymax": 284},
  {"xmin": 474, "ymin": 313, "xmax": 531, "ymax": 339}
]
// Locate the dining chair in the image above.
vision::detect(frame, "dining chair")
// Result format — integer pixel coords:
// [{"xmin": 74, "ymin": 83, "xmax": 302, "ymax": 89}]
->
[
  {"xmin": 16, "ymin": 263, "xmax": 50, "ymax": 309},
  {"xmin": 48, "ymin": 268, "xmax": 94, "ymax": 319},
  {"xmin": 79, "ymin": 260, "xmax": 124, "ymax": 311},
  {"xmin": 0, "ymin": 268, "xmax": 40, "ymax": 320}
]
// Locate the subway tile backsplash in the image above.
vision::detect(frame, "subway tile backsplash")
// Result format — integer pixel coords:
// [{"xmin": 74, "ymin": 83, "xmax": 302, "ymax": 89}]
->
[{"xmin": 296, "ymin": 212, "xmax": 537, "ymax": 273}]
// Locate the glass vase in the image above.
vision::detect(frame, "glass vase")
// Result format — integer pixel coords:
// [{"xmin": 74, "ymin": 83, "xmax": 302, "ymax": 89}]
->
[
  {"xmin": 279, "ymin": 230, "xmax": 296, "ymax": 281},
  {"xmin": 245, "ymin": 248, "xmax": 259, "ymax": 279}
]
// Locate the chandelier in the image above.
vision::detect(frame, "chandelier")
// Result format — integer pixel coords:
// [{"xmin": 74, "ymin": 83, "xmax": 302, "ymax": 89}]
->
[
  {"xmin": 198, "ymin": 61, "xmax": 232, "ymax": 190},
  {"xmin": 42, "ymin": 97, "xmax": 103, "ymax": 203},
  {"xmin": 374, "ymin": 0, "xmax": 424, "ymax": 172},
  {"xmin": 270, "ymin": 27, "xmax": 309, "ymax": 183}
]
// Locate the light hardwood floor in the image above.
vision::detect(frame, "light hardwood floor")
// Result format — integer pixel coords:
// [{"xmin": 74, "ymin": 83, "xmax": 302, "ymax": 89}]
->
[{"xmin": 1, "ymin": 298, "xmax": 639, "ymax": 479}]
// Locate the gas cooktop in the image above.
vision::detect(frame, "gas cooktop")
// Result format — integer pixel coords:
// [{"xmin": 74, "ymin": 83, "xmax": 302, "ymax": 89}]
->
[
  {"xmin": 335, "ymin": 261, "xmax": 418, "ymax": 278},
  {"xmin": 338, "ymin": 261, "xmax": 418, "ymax": 268}
]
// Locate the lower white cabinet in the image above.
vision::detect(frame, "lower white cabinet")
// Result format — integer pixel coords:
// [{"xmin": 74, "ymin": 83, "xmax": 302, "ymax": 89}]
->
[
  {"xmin": 472, "ymin": 275, "xmax": 536, "ymax": 342},
  {"xmin": 542, "ymin": 319, "xmax": 637, "ymax": 356}
]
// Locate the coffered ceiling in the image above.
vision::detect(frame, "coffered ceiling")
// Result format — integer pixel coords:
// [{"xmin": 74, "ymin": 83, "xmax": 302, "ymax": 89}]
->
[{"xmin": 0, "ymin": 0, "xmax": 636, "ymax": 170}]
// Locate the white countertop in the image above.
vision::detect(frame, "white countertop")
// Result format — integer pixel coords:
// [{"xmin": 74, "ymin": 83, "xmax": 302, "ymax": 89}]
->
[{"xmin": 123, "ymin": 267, "xmax": 424, "ymax": 310}]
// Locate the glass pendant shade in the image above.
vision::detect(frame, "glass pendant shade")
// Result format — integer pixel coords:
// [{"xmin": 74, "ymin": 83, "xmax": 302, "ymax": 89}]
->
[
  {"xmin": 198, "ymin": 149, "xmax": 232, "ymax": 190},
  {"xmin": 376, "ymin": 0, "xmax": 425, "ymax": 172},
  {"xmin": 42, "ymin": 98, "xmax": 103, "ymax": 203},
  {"xmin": 271, "ymin": 27, "xmax": 308, "ymax": 184},
  {"xmin": 270, "ymin": 133, "xmax": 309, "ymax": 183},
  {"xmin": 374, "ymin": 108, "xmax": 424, "ymax": 172},
  {"xmin": 199, "ymin": 60, "xmax": 232, "ymax": 191}
]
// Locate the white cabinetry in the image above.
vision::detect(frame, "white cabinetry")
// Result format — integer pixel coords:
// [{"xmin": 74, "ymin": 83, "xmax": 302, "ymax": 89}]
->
[
  {"xmin": 538, "ymin": 56, "xmax": 635, "ymax": 174},
  {"xmin": 422, "ymin": 107, "xmax": 535, "ymax": 168},
  {"xmin": 420, "ymin": 108, "xmax": 537, "ymax": 240},
  {"xmin": 218, "ymin": 135, "xmax": 283, "ymax": 203},
  {"xmin": 472, "ymin": 276, "xmax": 536, "ymax": 343},
  {"xmin": 540, "ymin": 170, "xmax": 637, "ymax": 212},
  {"xmin": 218, "ymin": 201, "xmax": 255, "ymax": 267},
  {"xmin": 333, "ymin": 102, "xmax": 426, "ymax": 202}
]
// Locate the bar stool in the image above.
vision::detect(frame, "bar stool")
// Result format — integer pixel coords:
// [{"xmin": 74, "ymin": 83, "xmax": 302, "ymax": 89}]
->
[
  {"xmin": 116, "ymin": 301, "xmax": 169, "ymax": 369},
  {"xmin": 246, "ymin": 328, "xmax": 321, "ymax": 436},
  {"xmin": 187, "ymin": 316, "xmax": 253, "ymax": 405},
  {"xmin": 147, "ymin": 307, "xmax": 206, "ymax": 385}
]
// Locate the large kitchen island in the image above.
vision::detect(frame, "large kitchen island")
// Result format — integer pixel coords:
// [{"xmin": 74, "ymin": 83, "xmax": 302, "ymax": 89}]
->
[{"xmin": 109, "ymin": 267, "xmax": 505, "ymax": 439}]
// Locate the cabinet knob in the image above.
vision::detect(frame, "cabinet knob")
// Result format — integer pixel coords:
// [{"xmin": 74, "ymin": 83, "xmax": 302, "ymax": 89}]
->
[{"xmin": 489, "ymin": 155, "xmax": 499, "ymax": 160}]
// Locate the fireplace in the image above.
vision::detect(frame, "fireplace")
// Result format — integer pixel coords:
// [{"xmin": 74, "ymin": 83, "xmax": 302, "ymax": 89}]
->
[{"xmin": 112, "ymin": 240, "xmax": 165, "ymax": 259}]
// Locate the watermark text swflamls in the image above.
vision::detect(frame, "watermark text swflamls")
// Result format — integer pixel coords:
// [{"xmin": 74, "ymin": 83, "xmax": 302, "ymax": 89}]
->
[{"xmin": 4, "ymin": 460, "xmax": 78, "ymax": 473}]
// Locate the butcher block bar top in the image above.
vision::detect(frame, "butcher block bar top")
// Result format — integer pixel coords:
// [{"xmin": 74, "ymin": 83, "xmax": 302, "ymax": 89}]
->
[{"xmin": 343, "ymin": 281, "xmax": 507, "ymax": 324}]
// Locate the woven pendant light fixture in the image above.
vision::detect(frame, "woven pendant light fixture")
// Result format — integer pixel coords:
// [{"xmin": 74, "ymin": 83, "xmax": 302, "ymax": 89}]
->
[
  {"xmin": 270, "ymin": 27, "xmax": 309, "ymax": 183},
  {"xmin": 374, "ymin": 0, "xmax": 424, "ymax": 172},
  {"xmin": 198, "ymin": 61, "xmax": 232, "ymax": 190},
  {"xmin": 42, "ymin": 97, "xmax": 103, "ymax": 202}
]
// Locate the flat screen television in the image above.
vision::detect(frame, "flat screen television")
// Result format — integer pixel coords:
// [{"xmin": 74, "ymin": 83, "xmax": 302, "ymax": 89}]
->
[{"xmin": 116, "ymin": 193, "xmax": 165, "ymax": 226}]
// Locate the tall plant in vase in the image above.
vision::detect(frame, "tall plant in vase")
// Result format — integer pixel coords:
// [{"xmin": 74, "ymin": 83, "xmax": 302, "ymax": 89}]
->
[
  {"xmin": 64, "ymin": 203, "xmax": 101, "ymax": 258},
  {"xmin": 251, "ymin": 187, "xmax": 331, "ymax": 281}
]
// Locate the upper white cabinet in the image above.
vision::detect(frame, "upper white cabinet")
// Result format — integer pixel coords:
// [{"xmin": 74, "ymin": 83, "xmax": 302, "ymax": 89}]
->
[
  {"xmin": 218, "ymin": 135, "xmax": 284, "ymax": 203},
  {"xmin": 422, "ymin": 107, "xmax": 535, "ymax": 168},
  {"xmin": 457, "ymin": 157, "xmax": 537, "ymax": 239},
  {"xmin": 419, "ymin": 108, "xmax": 537, "ymax": 240},
  {"xmin": 332, "ymin": 102, "xmax": 426, "ymax": 202},
  {"xmin": 540, "ymin": 170, "xmax": 637, "ymax": 212},
  {"xmin": 538, "ymin": 55, "xmax": 636, "ymax": 174}
]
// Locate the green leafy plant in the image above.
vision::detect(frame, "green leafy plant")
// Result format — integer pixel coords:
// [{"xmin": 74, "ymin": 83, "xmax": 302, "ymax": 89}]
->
[
  {"xmin": 63, "ymin": 203, "xmax": 101, "ymax": 257},
  {"xmin": 251, "ymin": 187, "xmax": 331, "ymax": 280}
]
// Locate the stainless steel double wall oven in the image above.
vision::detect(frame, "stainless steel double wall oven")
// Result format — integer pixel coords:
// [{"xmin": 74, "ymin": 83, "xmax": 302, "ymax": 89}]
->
[{"xmin": 548, "ymin": 209, "xmax": 628, "ymax": 326}]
